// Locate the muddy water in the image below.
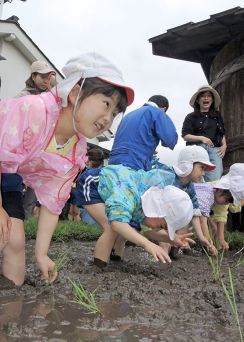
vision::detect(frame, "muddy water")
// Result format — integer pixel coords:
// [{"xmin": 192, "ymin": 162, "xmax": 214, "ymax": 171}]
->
[{"xmin": 0, "ymin": 240, "xmax": 244, "ymax": 341}]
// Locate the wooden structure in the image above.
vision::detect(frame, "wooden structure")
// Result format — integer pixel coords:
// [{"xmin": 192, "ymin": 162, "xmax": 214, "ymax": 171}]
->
[{"xmin": 149, "ymin": 7, "xmax": 244, "ymax": 169}]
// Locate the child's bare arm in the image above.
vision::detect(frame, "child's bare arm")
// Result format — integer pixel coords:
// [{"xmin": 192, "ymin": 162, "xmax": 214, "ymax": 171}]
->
[
  {"xmin": 200, "ymin": 216, "xmax": 211, "ymax": 241},
  {"xmin": 216, "ymin": 222, "xmax": 229, "ymax": 250},
  {"xmin": 111, "ymin": 221, "xmax": 171, "ymax": 263},
  {"xmin": 35, "ymin": 206, "xmax": 59, "ymax": 283},
  {"xmin": 144, "ymin": 229, "xmax": 195, "ymax": 248},
  {"xmin": 193, "ymin": 216, "xmax": 218, "ymax": 255},
  {"xmin": 192, "ymin": 216, "xmax": 213, "ymax": 248},
  {"xmin": 144, "ymin": 229, "xmax": 169, "ymax": 242}
]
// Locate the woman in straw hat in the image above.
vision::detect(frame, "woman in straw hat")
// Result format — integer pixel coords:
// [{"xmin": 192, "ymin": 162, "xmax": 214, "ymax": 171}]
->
[{"xmin": 182, "ymin": 85, "xmax": 226, "ymax": 182}]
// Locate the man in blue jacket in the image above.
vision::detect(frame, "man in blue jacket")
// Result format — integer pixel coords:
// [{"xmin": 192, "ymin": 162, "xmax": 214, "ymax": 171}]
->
[{"xmin": 109, "ymin": 95, "xmax": 178, "ymax": 170}]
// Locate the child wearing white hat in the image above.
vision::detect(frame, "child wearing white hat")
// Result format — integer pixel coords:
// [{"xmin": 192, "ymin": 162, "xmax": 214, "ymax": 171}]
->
[
  {"xmin": 193, "ymin": 182, "xmax": 234, "ymax": 254},
  {"xmin": 208, "ymin": 163, "xmax": 244, "ymax": 250},
  {"xmin": 99, "ymin": 166, "xmax": 195, "ymax": 263},
  {"xmin": 0, "ymin": 52, "xmax": 134, "ymax": 285},
  {"xmin": 155, "ymin": 145, "xmax": 217, "ymax": 255}
]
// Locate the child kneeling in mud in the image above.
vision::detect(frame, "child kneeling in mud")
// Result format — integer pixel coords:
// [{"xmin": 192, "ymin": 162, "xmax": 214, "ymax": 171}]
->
[
  {"xmin": 197, "ymin": 163, "xmax": 244, "ymax": 251},
  {"xmin": 75, "ymin": 164, "xmax": 195, "ymax": 267},
  {"xmin": 0, "ymin": 52, "xmax": 134, "ymax": 285},
  {"xmin": 193, "ymin": 182, "xmax": 234, "ymax": 254},
  {"xmin": 149, "ymin": 145, "xmax": 217, "ymax": 257}
]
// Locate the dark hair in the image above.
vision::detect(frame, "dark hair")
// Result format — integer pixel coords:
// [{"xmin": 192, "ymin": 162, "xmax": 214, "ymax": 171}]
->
[
  {"xmin": 25, "ymin": 73, "xmax": 47, "ymax": 94},
  {"xmin": 194, "ymin": 92, "xmax": 220, "ymax": 117},
  {"xmin": 87, "ymin": 147, "xmax": 105, "ymax": 168},
  {"xmin": 148, "ymin": 95, "xmax": 169, "ymax": 111},
  {"xmin": 222, "ymin": 189, "xmax": 234, "ymax": 204},
  {"xmin": 78, "ymin": 77, "xmax": 128, "ymax": 114}
]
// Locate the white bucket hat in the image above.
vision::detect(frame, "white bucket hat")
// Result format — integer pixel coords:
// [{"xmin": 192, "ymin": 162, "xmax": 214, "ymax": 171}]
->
[
  {"xmin": 190, "ymin": 85, "xmax": 221, "ymax": 111},
  {"xmin": 56, "ymin": 52, "xmax": 134, "ymax": 107},
  {"xmin": 173, "ymin": 145, "xmax": 216, "ymax": 177},
  {"xmin": 215, "ymin": 163, "xmax": 244, "ymax": 205},
  {"xmin": 141, "ymin": 185, "xmax": 193, "ymax": 240}
]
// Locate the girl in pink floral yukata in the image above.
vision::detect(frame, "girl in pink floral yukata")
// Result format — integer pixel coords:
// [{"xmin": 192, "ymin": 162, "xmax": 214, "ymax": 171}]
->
[{"xmin": 0, "ymin": 52, "xmax": 134, "ymax": 285}]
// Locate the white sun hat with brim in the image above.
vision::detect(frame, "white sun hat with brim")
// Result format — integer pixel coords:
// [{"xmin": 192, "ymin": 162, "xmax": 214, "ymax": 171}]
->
[
  {"xmin": 173, "ymin": 145, "xmax": 216, "ymax": 177},
  {"xmin": 56, "ymin": 52, "xmax": 134, "ymax": 107},
  {"xmin": 141, "ymin": 185, "xmax": 193, "ymax": 240},
  {"xmin": 214, "ymin": 163, "xmax": 244, "ymax": 205},
  {"xmin": 189, "ymin": 85, "xmax": 221, "ymax": 111}
]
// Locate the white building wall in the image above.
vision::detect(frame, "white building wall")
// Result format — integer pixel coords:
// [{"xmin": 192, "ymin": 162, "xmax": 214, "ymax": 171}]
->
[{"xmin": 0, "ymin": 39, "xmax": 31, "ymax": 98}]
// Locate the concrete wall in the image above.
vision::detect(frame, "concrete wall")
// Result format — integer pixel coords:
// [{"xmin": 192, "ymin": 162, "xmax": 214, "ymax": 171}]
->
[
  {"xmin": 0, "ymin": 39, "xmax": 31, "ymax": 98},
  {"xmin": 0, "ymin": 20, "xmax": 63, "ymax": 100}
]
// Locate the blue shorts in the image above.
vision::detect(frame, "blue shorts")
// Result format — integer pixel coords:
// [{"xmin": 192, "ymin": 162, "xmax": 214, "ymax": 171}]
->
[
  {"xmin": 74, "ymin": 168, "xmax": 103, "ymax": 207},
  {"xmin": 74, "ymin": 167, "xmax": 141, "ymax": 231},
  {"xmin": 2, "ymin": 191, "xmax": 25, "ymax": 220}
]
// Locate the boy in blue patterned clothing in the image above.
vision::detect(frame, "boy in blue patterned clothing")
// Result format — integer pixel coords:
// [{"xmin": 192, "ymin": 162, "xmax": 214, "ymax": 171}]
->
[{"xmin": 75, "ymin": 165, "xmax": 195, "ymax": 267}]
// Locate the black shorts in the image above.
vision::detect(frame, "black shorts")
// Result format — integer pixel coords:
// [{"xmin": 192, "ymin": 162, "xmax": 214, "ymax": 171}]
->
[{"xmin": 2, "ymin": 191, "xmax": 25, "ymax": 221}]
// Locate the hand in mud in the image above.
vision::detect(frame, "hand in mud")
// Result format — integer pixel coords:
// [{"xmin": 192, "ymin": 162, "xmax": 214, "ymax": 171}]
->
[
  {"xmin": 218, "ymin": 239, "xmax": 229, "ymax": 251},
  {"xmin": 207, "ymin": 244, "xmax": 218, "ymax": 257},
  {"xmin": 172, "ymin": 232, "xmax": 195, "ymax": 248},
  {"xmin": 37, "ymin": 255, "xmax": 58, "ymax": 284},
  {"xmin": 144, "ymin": 241, "xmax": 171, "ymax": 263},
  {"xmin": 199, "ymin": 236, "xmax": 212, "ymax": 249},
  {"xmin": 0, "ymin": 206, "xmax": 11, "ymax": 244}
]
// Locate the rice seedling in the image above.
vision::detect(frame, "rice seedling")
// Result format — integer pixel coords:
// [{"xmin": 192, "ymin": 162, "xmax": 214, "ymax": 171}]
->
[
  {"xmin": 234, "ymin": 246, "xmax": 244, "ymax": 256},
  {"xmin": 53, "ymin": 248, "xmax": 71, "ymax": 273},
  {"xmin": 46, "ymin": 248, "xmax": 71, "ymax": 285},
  {"xmin": 203, "ymin": 247, "xmax": 224, "ymax": 282},
  {"xmin": 69, "ymin": 278, "xmax": 101, "ymax": 315},
  {"xmin": 235, "ymin": 255, "xmax": 244, "ymax": 268},
  {"xmin": 221, "ymin": 267, "xmax": 244, "ymax": 342}
]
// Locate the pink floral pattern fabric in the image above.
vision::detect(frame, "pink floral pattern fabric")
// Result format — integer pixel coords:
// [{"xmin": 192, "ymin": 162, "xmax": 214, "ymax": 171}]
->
[{"xmin": 0, "ymin": 92, "xmax": 88, "ymax": 214}]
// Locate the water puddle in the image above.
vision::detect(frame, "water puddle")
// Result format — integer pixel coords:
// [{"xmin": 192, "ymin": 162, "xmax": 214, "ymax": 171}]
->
[{"xmin": 0, "ymin": 295, "xmax": 163, "ymax": 341}]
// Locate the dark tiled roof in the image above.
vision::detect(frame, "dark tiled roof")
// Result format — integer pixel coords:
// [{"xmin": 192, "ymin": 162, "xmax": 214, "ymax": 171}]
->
[{"xmin": 149, "ymin": 7, "xmax": 244, "ymax": 78}]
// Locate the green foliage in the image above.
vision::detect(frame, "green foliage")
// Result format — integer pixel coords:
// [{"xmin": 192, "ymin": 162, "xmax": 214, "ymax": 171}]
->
[
  {"xmin": 226, "ymin": 231, "xmax": 244, "ymax": 250},
  {"xmin": 234, "ymin": 251, "xmax": 244, "ymax": 267},
  {"xmin": 69, "ymin": 278, "xmax": 101, "ymax": 315},
  {"xmin": 24, "ymin": 218, "xmax": 101, "ymax": 242},
  {"xmin": 221, "ymin": 268, "xmax": 244, "ymax": 342}
]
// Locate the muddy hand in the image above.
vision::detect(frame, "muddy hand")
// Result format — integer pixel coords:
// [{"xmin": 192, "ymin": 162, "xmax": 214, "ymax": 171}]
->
[
  {"xmin": 208, "ymin": 244, "xmax": 218, "ymax": 256},
  {"xmin": 200, "ymin": 236, "xmax": 213, "ymax": 249},
  {"xmin": 144, "ymin": 241, "xmax": 171, "ymax": 263},
  {"xmin": 218, "ymin": 239, "xmax": 229, "ymax": 251},
  {"xmin": 0, "ymin": 206, "xmax": 11, "ymax": 244},
  {"xmin": 37, "ymin": 255, "xmax": 58, "ymax": 284},
  {"xmin": 173, "ymin": 232, "xmax": 195, "ymax": 248}
]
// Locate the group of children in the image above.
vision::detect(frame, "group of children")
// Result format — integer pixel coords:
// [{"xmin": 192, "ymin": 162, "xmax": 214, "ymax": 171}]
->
[{"xmin": 0, "ymin": 52, "xmax": 243, "ymax": 287}]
